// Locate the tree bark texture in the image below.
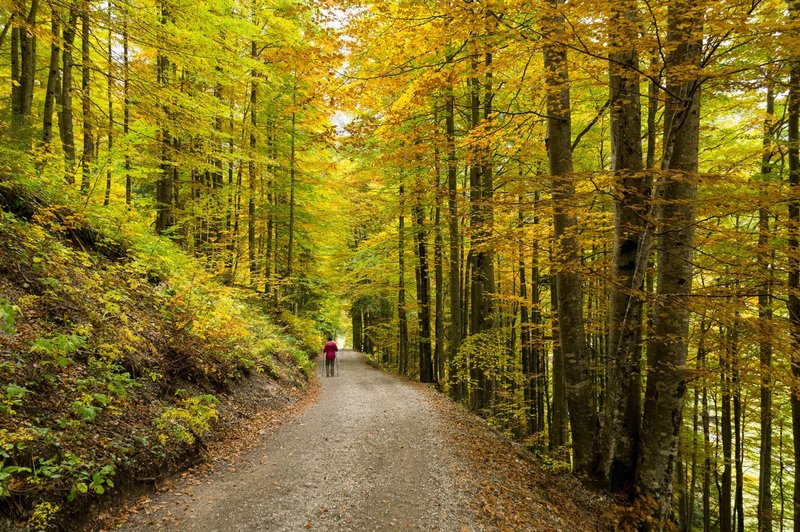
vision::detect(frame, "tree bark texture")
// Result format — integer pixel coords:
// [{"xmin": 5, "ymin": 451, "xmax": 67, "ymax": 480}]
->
[
  {"xmin": 398, "ymin": 183, "xmax": 409, "ymax": 375},
  {"xmin": 81, "ymin": 1, "xmax": 93, "ymax": 193},
  {"xmin": 58, "ymin": 5, "xmax": 78, "ymax": 184},
  {"xmin": 757, "ymin": 84, "xmax": 775, "ymax": 532},
  {"xmin": 412, "ymin": 176, "xmax": 434, "ymax": 383},
  {"xmin": 635, "ymin": 0, "xmax": 702, "ymax": 525},
  {"xmin": 446, "ymin": 81, "xmax": 462, "ymax": 399},
  {"xmin": 786, "ymin": 2, "xmax": 800, "ymax": 529},
  {"xmin": 12, "ymin": 0, "xmax": 38, "ymax": 126},
  {"xmin": 248, "ymin": 38, "xmax": 258, "ymax": 283},
  {"xmin": 543, "ymin": 0, "xmax": 597, "ymax": 474},
  {"xmin": 42, "ymin": 3, "xmax": 60, "ymax": 145},
  {"xmin": 598, "ymin": 0, "xmax": 647, "ymax": 493}
]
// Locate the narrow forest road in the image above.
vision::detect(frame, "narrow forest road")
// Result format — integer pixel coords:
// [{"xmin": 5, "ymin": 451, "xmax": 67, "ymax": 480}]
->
[
  {"xmin": 112, "ymin": 351, "xmax": 611, "ymax": 531},
  {"xmin": 116, "ymin": 350, "xmax": 474, "ymax": 531}
]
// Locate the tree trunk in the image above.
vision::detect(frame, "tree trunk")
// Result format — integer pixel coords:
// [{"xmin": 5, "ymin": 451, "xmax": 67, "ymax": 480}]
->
[
  {"xmin": 757, "ymin": 83, "xmax": 775, "ymax": 532},
  {"xmin": 733, "ymin": 322, "xmax": 744, "ymax": 532},
  {"xmin": 12, "ymin": 0, "xmax": 38, "ymax": 126},
  {"xmin": 264, "ymin": 121, "xmax": 274, "ymax": 295},
  {"xmin": 58, "ymin": 5, "xmax": 78, "ymax": 184},
  {"xmin": 700, "ymin": 317, "xmax": 711, "ymax": 532},
  {"xmin": 42, "ymin": 3, "xmax": 60, "ymax": 145},
  {"xmin": 104, "ymin": 8, "xmax": 112, "ymax": 207},
  {"xmin": 786, "ymin": 1, "xmax": 800, "ymax": 529},
  {"xmin": 287, "ymin": 108, "xmax": 296, "ymax": 279},
  {"xmin": 398, "ymin": 183, "xmax": 409, "ymax": 375},
  {"xmin": 646, "ymin": 51, "xmax": 660, "ymax": 170},
  {"xmin": 635, "ymin": 0, "xmax": 702, "ymax": 524},
  {"xmin": 446, "ymin": 79, "xmax": 462, "ymax": 399},
  {"xmin": 543, "ymin": 0, "xmax": 596, "ymax": 474},
  {"xmin": 549, "ymin": 246, "xmax": 568, "ymax": 451},
  {"xmin": 155, "ymin": 3, "xmax": 173, "ymax": 234},
  {"xmin": 81, "ymin": 0, "xmax": 93, "ymax": 193},
  {"xmin": 353, "ymin": 306, "xmax": 363, "ymax": 352},
  {"xmin": 248, "ymin": 39, "xmax": 258, "ymax": 284},
  {"xmin": 598, "ymin": 0, "xmax": 648, "ymax": 493},
  {"xmin": 123, "ymin": 11, "xmax": 131, "ymax": 206},
  {"xmin": 688, "ymin": 373, "xmax": 699, "ymax": 532},
  {"xmin": 479, "ymin": 42, "xmax": 495, "ymax": 407},
  {"xmin": 433, "ymin": 139, "xmax": 445, "ymax": 384},
  {"xmin": 532, "ymin": 211, "xmax": 545, "ymax": 434},
  {"xmin": 721, "ymin": 325, "xmax": 733, "ymax": 532},
  {"xmin": 413, "ymin": 176, "xmax": 433, "ymax": 383},
  {"xmin": 11, "ymin": 20, "xmax": 19, "ymax": 119},
  {"xmin": 518, "ymin": 200, "xmax": 532, "ymax": 436}
]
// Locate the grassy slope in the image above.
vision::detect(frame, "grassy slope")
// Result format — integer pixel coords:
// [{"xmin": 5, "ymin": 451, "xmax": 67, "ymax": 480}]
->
[{"xmin": 0, "ymin": 186, "xmax": 319, "ymax": 530}]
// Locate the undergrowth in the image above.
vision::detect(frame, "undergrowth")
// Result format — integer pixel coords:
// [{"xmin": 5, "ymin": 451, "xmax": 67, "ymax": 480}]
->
[{"xmin": 0, "ymin": 178, "xmax": 321, "ymax": 529}]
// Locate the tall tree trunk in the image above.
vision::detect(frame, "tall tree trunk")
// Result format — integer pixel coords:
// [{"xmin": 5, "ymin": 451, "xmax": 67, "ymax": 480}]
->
[
  {"xmin": 398, "ymin": 183, "xmax": 409, "ymax": 375},
  {"xmin": 646, "ymin": 51, "xmax": 661, "ymax": 170},
  {"xmin": 636, "ymin": 0, "xmax": 702, "ymax": 524},
  {"xmin": 466, "ymin": 46, "xmax": 483, "ymax": 410},
  {"xmin": 549, "ymin": 246, "xmax": 568, "ymax": 451},
  {"xmin": 757, "ymin": 83, "xmax": 775, "ymax": 532},
  {"xmin": 786, "ymin": 2, "xmax": 800, "ymax": 530},
  {"xmin": 721, "ymin": 324, "xmax": 733, "ymax": 532},
  {"xmin": 699, "ymin": 317, "xmax": 711, "ymax": 532},
  {"xmin": 123, "ymin": 11, "xmax": 131, "ymax": 206},
  {"xmin": 413, "ymin": 175, "xmax": 433, "ymax": 383},
  {"xmin": 688, "ymin": 372, "xmax": 700, "ymax": 531},
  {"xmin": 11, "ymin": 19, "xmax": 20, "ymax": 119},
  {"xmin": 104, "ymin": 6, "xmax": 112, "ymax": 207},
  {"xmin": 287, "ymin": 107, "xmax": 296, "ymax": 279},
  {"xmin": 532, "ymin": 202, "xmax": 545, "ymax": 434},
  {"xmin": 478, "ymin": 40, "xmax": 496, "ymax": 407},
  {"xmin": 446, "ymin": 79, "xmax": 462, "ymax": 399},
  {"xmin": 42, "ymin": 3, "xmax": 60, "ymax": 145},
  {"xmin": 352, "ymin": 305, "xmax": 363, "ymax": 352},
  {"xmin": 58, "ymin": 5, "xmax": 78, "ymax": 184},
  {"xmin": 81, "ymin": 0, "xmax": 93, "ymax": 193},
  {"xmin": 518, "ymin": 200, "xmax": 532, "ymax": 435},
  {"xmin": 543, "ymin": 0, "xmax": 596, "ymax": 474},
  {"xmin": 264, "ymin": 121, "xmax": 274, "ymax": 295},
  {"xmin": 433, "ymin": 140, "xmax": 445, "ymax": 384},
  {"xmin": 248, "ymin": 39, "xmax": 258, "ymax": 284},
  {"xmin": 155, "ymin": 2, "xmax": 172, "ymax": 233},
  {"xmin": 20, "ymin": 0, "xmax": 37, "ymax": 121},
  {"xmin": 733, "ymin": 322, "xmax": 744, "ymax": 532},
  {"xmin": 598, "ymin": 0, "xmax": 648, "ymax": 493},
  {"xmin": 12, "ymin": 0, "xmax": 38, "ymax": 126}
]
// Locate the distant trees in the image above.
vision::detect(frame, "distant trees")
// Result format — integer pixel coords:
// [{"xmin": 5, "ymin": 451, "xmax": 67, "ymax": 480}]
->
[{"xmin": 1, "ymin": 0, "xmax": 339, "ymax": 315}]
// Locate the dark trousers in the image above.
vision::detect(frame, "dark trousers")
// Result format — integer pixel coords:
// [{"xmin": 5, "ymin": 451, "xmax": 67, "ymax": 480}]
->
[{"xmin": 326, "ymin": 358, "xmax": 335, "ymax": 376}]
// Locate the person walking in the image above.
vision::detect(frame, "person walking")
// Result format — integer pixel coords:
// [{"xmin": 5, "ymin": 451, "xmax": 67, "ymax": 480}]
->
[{"xmin": 323, "ymin": 337, "xmax": 338, "ymax": 377}]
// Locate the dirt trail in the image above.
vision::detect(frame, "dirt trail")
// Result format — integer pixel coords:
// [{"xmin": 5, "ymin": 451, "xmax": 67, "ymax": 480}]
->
[{"xmin": 117, "ymin": 350, "xmax": 476, "ymax": 531}]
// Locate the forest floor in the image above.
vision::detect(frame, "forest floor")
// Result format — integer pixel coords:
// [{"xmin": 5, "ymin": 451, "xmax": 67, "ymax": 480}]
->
[{"xmin": 98, "ymin": 350, "xmax": 614, "ymax": 531}]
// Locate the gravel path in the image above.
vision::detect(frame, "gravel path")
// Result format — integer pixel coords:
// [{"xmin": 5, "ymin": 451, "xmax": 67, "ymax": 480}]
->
[{"xmin": 117, "ymin": 350, "xmax": 476, "ymax": 531}]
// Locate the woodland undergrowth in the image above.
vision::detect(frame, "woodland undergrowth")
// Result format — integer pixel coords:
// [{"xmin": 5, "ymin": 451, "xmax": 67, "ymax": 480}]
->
[{"xmin": 0, "ymin": 176, "xmax": 318, "ymax": 530}]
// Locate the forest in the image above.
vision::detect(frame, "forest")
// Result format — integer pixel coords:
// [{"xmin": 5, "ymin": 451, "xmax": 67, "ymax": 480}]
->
[{"xmin": 0, "ymin": 0, "xmax": 799, "ymax": 529}]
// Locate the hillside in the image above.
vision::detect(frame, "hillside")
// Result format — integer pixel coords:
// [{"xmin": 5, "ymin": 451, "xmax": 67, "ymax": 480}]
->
[{"xmin": 0, "ymin": 181, "xmax": 318, "ymax": 530}]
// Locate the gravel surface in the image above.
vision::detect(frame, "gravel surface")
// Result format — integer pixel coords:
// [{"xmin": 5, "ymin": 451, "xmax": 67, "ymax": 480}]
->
[{"xmin": 117, "ymin": 350, "xmax": 477, "ymax": 531}]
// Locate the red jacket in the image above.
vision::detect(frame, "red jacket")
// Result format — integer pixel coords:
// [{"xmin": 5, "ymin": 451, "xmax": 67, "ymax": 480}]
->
[{"xmin": 323, "ymin": 341, "xmax": 338, "ymax": 360}]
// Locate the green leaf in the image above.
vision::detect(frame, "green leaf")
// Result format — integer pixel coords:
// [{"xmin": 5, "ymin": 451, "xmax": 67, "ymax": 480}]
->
[
  {"xmin": 5, "ymin": 384, "xmax": 30, "ymax": 399},
  {"xmin": 76, "ymin": 482, "xmax": 88, "ymax": 494},
  {"xmin": 91, "ymin": 393, "xmax": 110, "ymax": 405},
  {"xmin": 3, "ymin": 465, "xmax": 31, "ymax": 474}
]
